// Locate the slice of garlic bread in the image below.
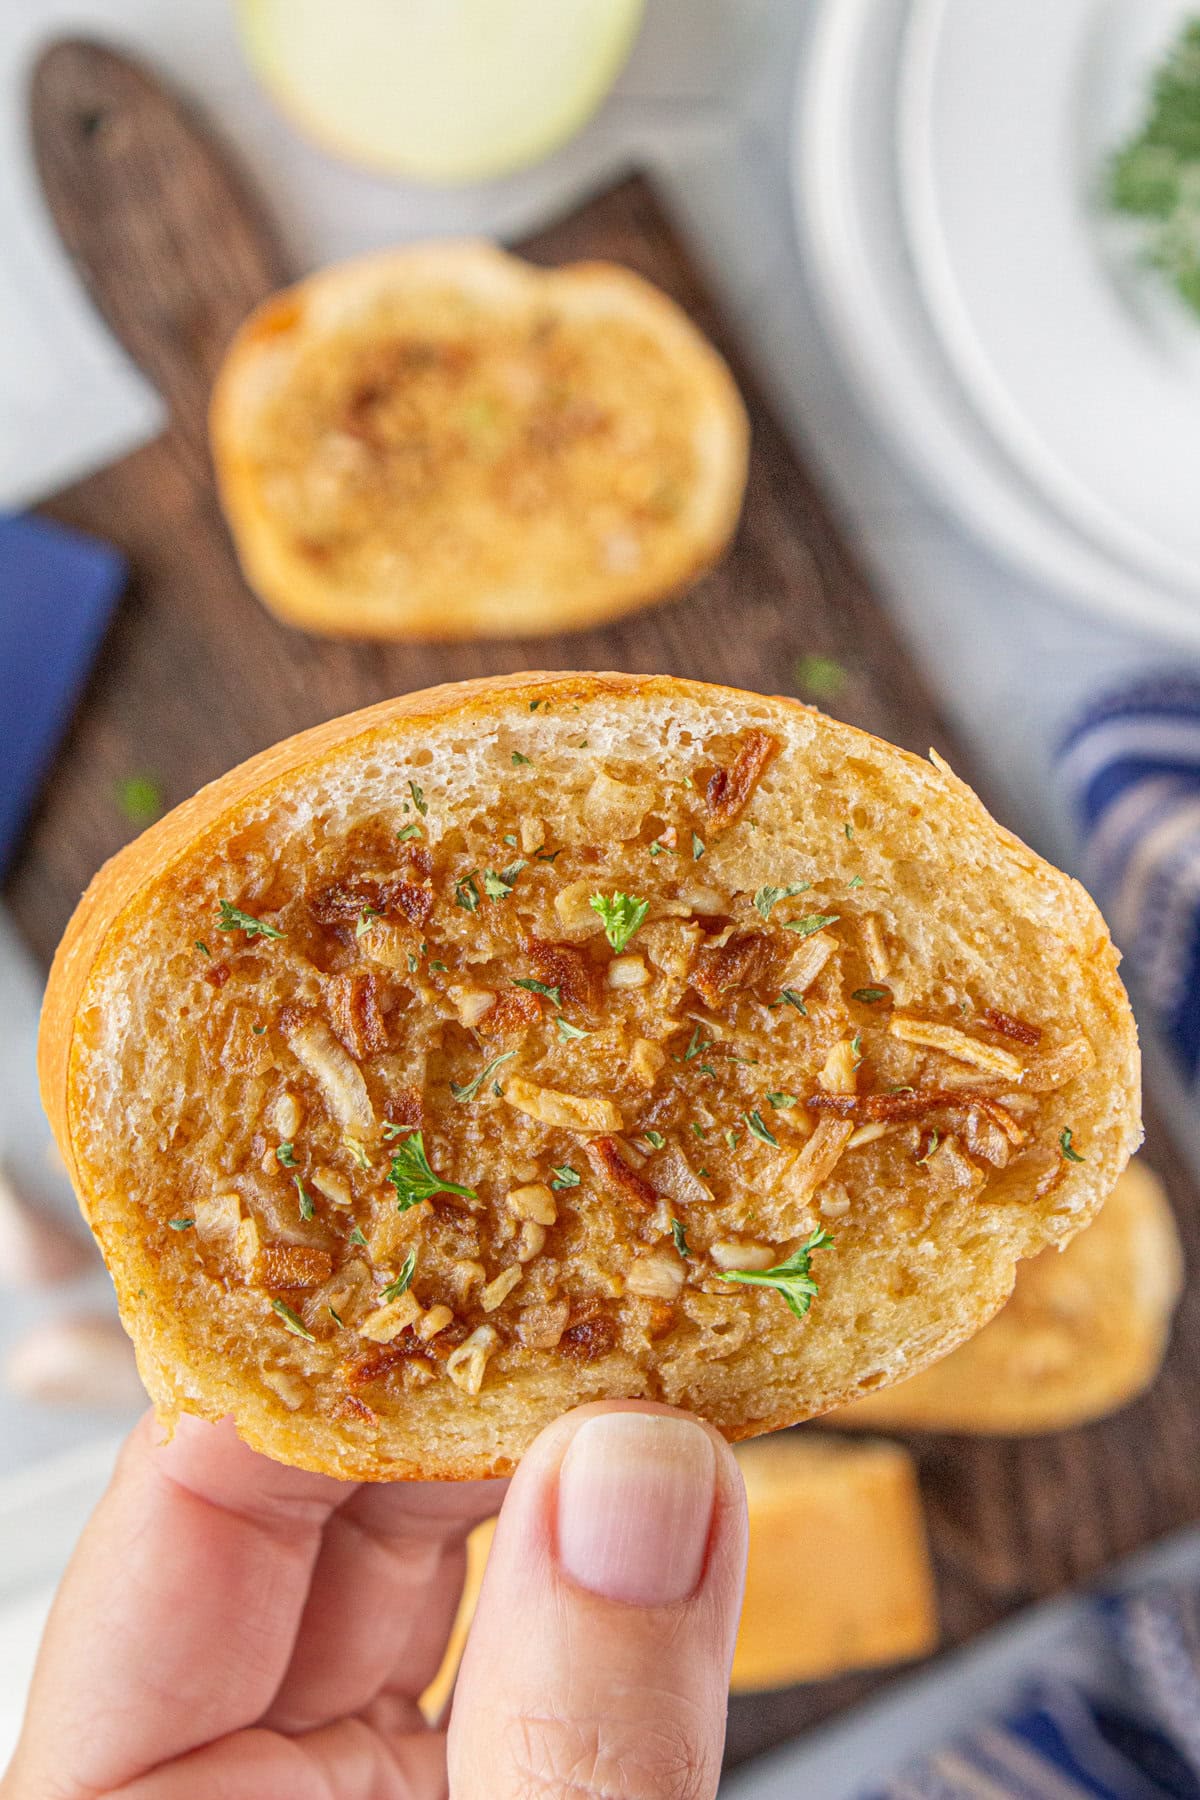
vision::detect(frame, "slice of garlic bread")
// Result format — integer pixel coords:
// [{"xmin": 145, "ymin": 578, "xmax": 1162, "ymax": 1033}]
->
[
  {"xmin": 38, "ymin": 674, "xmax": 1141, "ymax": 1479},
  {"xmin": 210, "ymin": 245, "xmax": 749, "ymax": 639},
  {"xmin": 832, "ymin": 1158, "xmax": 1179, "ymax": 1434}
]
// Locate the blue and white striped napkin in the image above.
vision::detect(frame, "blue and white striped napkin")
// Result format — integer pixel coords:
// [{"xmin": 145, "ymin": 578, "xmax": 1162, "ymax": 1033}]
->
[
  {"xmin": 1058, "ymin": 676, "xmax": 1200, "ymax": 1086},
  {"xmin": 872, "ymin": 1587, "xmax": 1200, "ymax": 1799}
]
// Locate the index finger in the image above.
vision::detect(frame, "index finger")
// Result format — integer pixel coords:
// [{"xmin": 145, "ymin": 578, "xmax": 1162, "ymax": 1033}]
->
[{"xmin": 10, "ymin": 1410, "xmax": 347, "ymax": 1798}]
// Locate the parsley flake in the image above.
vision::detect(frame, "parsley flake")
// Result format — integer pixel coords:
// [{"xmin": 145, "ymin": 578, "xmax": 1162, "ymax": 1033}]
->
[
  {"xmin": 780, "ymin": 987, "xmax": 809, "ymax": 1015},
  {"xmin": 529, "ymin": 699, "xmax": 543, "ymax": 712},
  {"xmin": 745, "ymin": 1110, "xmax": 780, "ymax": 1147},
  {"xmin": 641, "ymin": 1130, "xmax": 667, "ymax": 1150},
  {"xmin": 691, "ymin": 1123, "xmax": 707, "ymax": 1140},
  {"xmin": 168, "ymin": 1216, "xmax": 194, "ymax": 1231},
  {"xmin": 348, "ymin": 1226, "xmax": 368, "ymax": 1248},
  {"xmin": 852, "ymin": 988, "xmax": 889, "ymax": 1004},
  {"xmin": 272, "ymin": 1298, "xmax": 314, "ymax": 1342},
  {"xmin": 343, "ymin": 1136, "xmax": 371, "ymax": 1170},
  {"xmin": 795, "ymin": 654, "xmax": 847, "ymax": 703},
  {"xmin": 845, "ymin": 822, "xmax": 855, "ymax": 840},
  {"xmin": 381, "ymin": 1249, "xmax": 417, "ymax": 1304},
  {"xmin": 672, "ymin": 1218, "xmax": 691, "ymax": 1258},
  {"xmin": 556, "ymin": 1017, "xmax": 589, "ymax": 1042},
  {"xmin": 699, "ymin": 1062, "xmax": 719, "ymax": 1079},
  {"xmin": 328, "ymin": 1307, "xmax": 344, "ymax": 1327},
  {"xmin": 194, "ymin": 940, "xmax": 211, "ymax": 957},
  {"xmin": 551, "ymin": 1165, "xmax": 581, "ymax": 1190},
  {"xmin": 503, "ymin": 833, "xmax": 518, "ymax": 848},
  {"xmin": 396, "ymin": 823, "xmax": 424, "ymax": 842},
  {"xmin": 718, "ymin": 1227, "xmax": 833, "ymax": 1320},
  {"xmin": 450, "ymin": 1050, "xmax": 517, "ymax": 1103},
  {"xmin": 407, "ymin": 951, "xmax": 419, "ymax": 973},
  {"xmin": 754, "ymin": 882, "xmax": 810, "ymax": 920},
  {"xmin": 408, "ymin": 780, "xmax": 427, "ymax": 816},
  {"xmin": 511, "ymin": 751, "xmax": 532, "ymax": 766},
  {"xmin": 386, "ymin": 1131, "xmax": 477, "ymax": 1211},
  {"xmin": 767, "ymin": 1091, "xmax": 797, "ymax": 1109},
  {"xmin": 916, "ymin": 1129, "xmax": 941, "ymax": 1165},
  {"xmin": 294, "ymin": 1175, "xmax": 314, "ymax": 1220},
  {"xmin": 589, "ymin": 891, "xmax": 649, "ymax": 954},
  {"xmin": 116, "ymin": 773, "xmax": 163, "ymax": 827},
  {"xmin": 455, "ymin": 873, "xmax": 481, "ymax": 913},
  {"xmin": 483, "ymin": 861, "xmax": 525, "ymax": 900},
  {"xmin": 725, "ymin": 1128, "xmax": 741, "ymax": 1149},
  {"xmin": 847, "ymin": 874, "xmax": 864, "ymax": 889},
  {"xmin": 355, "ymin": 906, "xmax": 380, "ymax": 939},
  {"xmin": 692, "ymin": 833, "xmax": 706, "ymax": 860},
  {"xmin": 514, "ymin": 977, "xmax": 562, "ymax": 1008},
  {"xmin": 217, "ymin": 900, "xmax": 283, "ymax": 940},
  {"xmin": 1060, "ymin": 1127, "xmax": 1085, "ymax": 1163},
  {"xmin": 783, "ymin": 913, "xmax": 839, "ymax": 938},
  {"xmin": 276, "ymin": 1141, "xmax": 296, "ymax": 1168},
  {"xmin": 683, "ymin": 1024, "xmax": 712, "ymax": 1061}
]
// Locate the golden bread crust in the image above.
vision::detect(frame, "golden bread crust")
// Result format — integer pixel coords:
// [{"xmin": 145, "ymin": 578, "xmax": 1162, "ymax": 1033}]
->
[
  {"xmin": 39, "ymin": 673, "xmax": 1141, "ymax": 1479},
  {"xmin": 210, "ymin": 245, "xmax": 749, "ymax": 639}
]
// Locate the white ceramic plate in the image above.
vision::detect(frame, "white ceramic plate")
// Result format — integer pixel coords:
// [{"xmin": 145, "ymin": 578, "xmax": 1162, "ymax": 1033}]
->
[
  {"xmin": 793, "ymin": 0, "xmax": 1200, "ymax": 646},
  {"xmin": 899, "ymin": 0, "xmax": 1200, "ymax": 603}
]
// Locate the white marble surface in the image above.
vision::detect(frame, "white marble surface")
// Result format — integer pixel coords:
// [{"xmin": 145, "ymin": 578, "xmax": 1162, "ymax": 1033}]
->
[{"xmin": 0, "ymin": 0, "xmax": 1192, "ymax": 1484}]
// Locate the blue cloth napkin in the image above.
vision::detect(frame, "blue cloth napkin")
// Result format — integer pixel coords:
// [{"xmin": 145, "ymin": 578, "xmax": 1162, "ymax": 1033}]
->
[
  {"xmin": 0, "ymin": 513, "xmax": 126, "ymax": 874},
  {"xmin": 1058, "ymin": 675, "xmax": 1200, "ymax": 1085},
  {"xmin": 871, "ymin": 1587, "xmax": 1200, "ymax": 1799}
]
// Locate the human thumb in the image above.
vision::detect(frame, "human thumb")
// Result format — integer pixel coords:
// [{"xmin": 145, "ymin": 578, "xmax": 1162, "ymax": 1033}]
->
[{"xmin": 447, "ymin": 1401, "xmax": 748, "ymax": 1800}]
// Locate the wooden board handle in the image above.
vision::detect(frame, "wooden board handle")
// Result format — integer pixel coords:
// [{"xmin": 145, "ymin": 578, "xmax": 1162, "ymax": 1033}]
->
[{"xmin": 30, "ymin": 39, "xmax": 289, "ymax": 476}]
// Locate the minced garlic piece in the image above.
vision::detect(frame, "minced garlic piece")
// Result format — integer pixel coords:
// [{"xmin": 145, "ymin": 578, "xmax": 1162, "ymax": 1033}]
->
[
  {"xmin": 626, "ymin": 1249, "xmax": 685, "ymax": 1298},
  {"xmin": 417, "ymin": 1304, "xmax": 454, "ymax": 1341},
  {"xmin": 310, "ymin": 1167, "xmax": 353, "ymax": 1209},
  {"xmin": 862, "ymin": 914, "xmax": 890, "ymax": 981},
  {"xmin": 628, "ymin": 1038, "xmax": 666, "ymax": 1089},
  {"xmin": 709, "ymin": 1240, "xmax": 776, "ymax": 1272},
  {"xmin": 445, "ymin": 1324, "xmax": 499, "ymax": 1395},
  {"xmin": 517, "ymin": 1221, "xmax": 547, "ymax": 1262},
  {"xmin": 480, "ymin": 1266, "xmax": 523, "ymax": 1312},
  {"xmin": 818, "ymin": 1038, "xmax": 860, "ymax": 1095},
  {"xmin": 890, "ymin": 1016, "xmax": 1024, "ymax": 1080},
  {"xmin": 359, "ymin": 1290, "xmax": 423, "ymax": 1343},
  {"xmin": 519, "ymin": 815, "xmax": 545, "ymax": 855},
  {"xmin": 785, "ymin": 1116, "xmax": 855, "ymax": 1201},
  {"xmin": 507, "ymin": 1183, "xmax": 557, "ymax": 1225},
  {"xmin": 270, "ymin": 1091, "xmax": 302, "ymax": 1139},
  {"xmin": 607, "ymin": 954, "xmax": 649, "ymax": 989}
]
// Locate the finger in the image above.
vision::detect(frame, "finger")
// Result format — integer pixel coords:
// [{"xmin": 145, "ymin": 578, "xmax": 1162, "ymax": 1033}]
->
[
  {"xmin": 448, "ymin": 1402, "xmax": 748, "ymax": 1800},
  {"xmin": 102, "ymin": 1712, "xmax": 448, "ymax": 1800},
  {"xmin": 12, "ymin": 1411, "xmax": 350, "ymax": 1799},
  {"xmin": 262, "ymin": 1475, "xmax": 506, "ymax": 1733}
]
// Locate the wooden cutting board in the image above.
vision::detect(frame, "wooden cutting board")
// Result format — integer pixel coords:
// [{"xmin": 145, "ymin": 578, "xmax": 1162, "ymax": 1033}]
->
[{"xmin": 10, "ymin": 37, "xmax": 1200, "ymax": 1774}]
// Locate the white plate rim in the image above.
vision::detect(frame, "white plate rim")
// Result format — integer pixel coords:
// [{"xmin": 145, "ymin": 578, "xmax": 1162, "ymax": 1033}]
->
[
  {"xmin": 791, "ymin": 0, "xmax": 1200, "ymax": 649},
  {"xmin": 897, "ymin": 0, "xmax": 1200, "ymax": 600}
]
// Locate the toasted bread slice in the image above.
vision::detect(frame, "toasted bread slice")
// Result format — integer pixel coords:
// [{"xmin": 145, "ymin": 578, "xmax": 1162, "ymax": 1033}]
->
[
  {"xmin": 833, "ymin": 1159, "xmax": 1179, "ymax": 1435},
  {"xmin": 732, "ymin": 1435, "xmax": 937, "ymax": 1687},
  {"xmin": 38, "ymin": 673, "xmax": 1141, "ymax": 1480},
  {"xmin": 420, "ymin": 1432, "xmax": 937, "ymax": 1712},
  {"xmin": 210, "ymin": 245, "xmax": 749, "ymax": 639}
]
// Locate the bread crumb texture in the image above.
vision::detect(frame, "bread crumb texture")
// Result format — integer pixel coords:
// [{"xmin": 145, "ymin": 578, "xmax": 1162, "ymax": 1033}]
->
[
  {"xmin": 832, "ymin": 1157, "xmax": 1178, "ymax": 1434},
  {"xmin": 210, "ymin": 244, "xmax": 749, "ymax": 638},
  {"xmin": 40, "ymin": 674, "xmax": 1141, "ymax": 1478}
]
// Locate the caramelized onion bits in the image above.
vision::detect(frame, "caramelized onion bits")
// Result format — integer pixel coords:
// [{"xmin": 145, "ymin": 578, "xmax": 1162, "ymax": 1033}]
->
[
  {"xmin": 558, "ymin": 1301, "xmax": 618, "ymax": 1363},
  {"xmin": 309, "ymin": 873, "xmax": 434, "ymax": 931},
  {"xmin": 326, "ymin": 970, "xmax": 389, "ymax": 1060},
  {"xmin": 476, "ymin": 988, "xmax": 543, "ymax": 1040},
  {"xmin": 525, "ymin": 937, "xmax": 601, "ymax": 1010},
  {"xmin": 983, "ymin": 1007, "xmax": 1043, "ymax": 1047},
  {"xmin": 586, "ymin": 1136, "xmax": 657, "ymax": 1215},
  {"xmin": 705, "ymin": 729, "xmax": 779, "ymax": 833},
  {"xmin": 690, "ymin": 931, "xmax": 775, "ymax": 1008},
  {"xmin": 889, "ymin": 1016, "xmax": 1024, "ymax": 1080},
  {"xmin": 784, "ymin": 1115, "xmax": 855, "ymax": 1201}
]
